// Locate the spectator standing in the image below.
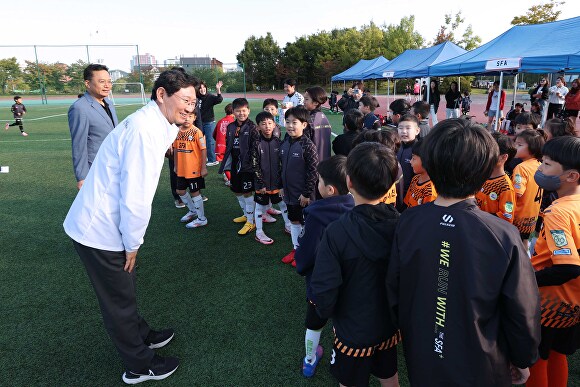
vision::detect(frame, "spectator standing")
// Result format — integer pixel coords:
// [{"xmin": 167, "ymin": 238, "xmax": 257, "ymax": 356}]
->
[
  {"xmin": 564, "ymin": 78, "xmax": 580, "ymax": 128},
  {"xmin": 547, "ymin": 76, "xmax": 568, "ymax": 120},
  {"xmin": 422, "ymin": 80, "xmax": 440, "ymax": 126},
  {"xmin": 198, "ymin": 80, "xmax": 224, "ymax": 166},
  {"xmin": 444, "ymin": 81, "xmax": 461, "ymax": 119}
]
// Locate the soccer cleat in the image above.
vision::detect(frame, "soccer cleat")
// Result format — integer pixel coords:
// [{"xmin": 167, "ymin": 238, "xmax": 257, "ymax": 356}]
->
[
  {"xmin": 233, "ymin": 215, "xmax": 247, "ymax": 223},
  {"xmin": 180, "ymin": 211, "xmax": 197, "ymax": 223},
  {"xmin": 174, "ymin": 200, "xmax": 186, "ymax": 209},
  {"xmin": 186, "ymin": 218, "xmax": 208, "ymax": 229},
  {"xmin": 202, "ymin": 196, "xmax": 208, "ymax": 202},
  {"xmin": 267, "ymin": 207, "xmax": 282, "ymax": 216},
  {"xmin": 122, "ymin": 354, "xmax": 179, "ymax": 384},
  {"xmin": 206, "ymin": 161, "xmax": 219, "ymax": 167},
  {"xmin": 238, "ymin": 222, "xmax": 256, "ymax": 236},
  {"xmin": 281, "ymin": 249, "xmax": 295, "ymax": 264},
  {"xmin": 21, "ymin": 131, "xmax": 28, "ymax": 136},
  {"xmin": 144, "ymin": 329, "xmax": 174, "ymax": 349},
  {"xmin": 262, "ymin": 213, "xmax": 277, "ymax": 223},
  {"xmin": 4, "ymin": 123, "xmax": 9, "ymax": 130},
  {"xmin": 224, "ymin": 180, "xmax": 231, "ymax": 187},
  {"xmin": 255, "ymin": 231, "xmax": 274, "ymax": 245},
  {"xmin": 284, "ymin": 224, "xmax": 292, "ymax": 235},
  {"xmin": 302, "ymin": 345, "xmax": 324, "ymax": 378}
]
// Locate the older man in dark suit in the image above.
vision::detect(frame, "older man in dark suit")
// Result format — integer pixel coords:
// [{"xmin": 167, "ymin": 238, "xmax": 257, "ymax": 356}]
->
[{"xmin": 68, "ymin": 64, "xmax": 118, "ymax": 189}]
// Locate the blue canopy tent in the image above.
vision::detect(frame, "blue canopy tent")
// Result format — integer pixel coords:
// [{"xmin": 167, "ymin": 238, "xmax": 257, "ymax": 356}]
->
[
  {"xmin": 364, "ymin": 41, "xmax": 467, "ymax": 79},
  {"xmin": 429, "ymin": 16, "xmax": 580, "ymax": 76},
  {"xmin": 429, "ymin": 16, "xmax": 580, "ymax": 130},
  {"xmin": 331, "ymin": 56, "xmax": 389, "ymax": 81}
]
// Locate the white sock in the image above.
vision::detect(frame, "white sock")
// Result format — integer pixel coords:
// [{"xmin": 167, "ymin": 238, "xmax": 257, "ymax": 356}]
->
[
  {"xmin": 279, "ymin": 201, "xmax": 290, "ymax": 226},
  {"xmin": 193, "ymin": 195, "xmax": 205, "ymax": 220},
  {"xmin": 255, "ymin": 203, "xmax": 266, "ymax": 232},
  {"xmin": 244, "ymin": 196, "xmax": 255, "ymax": 224},
  {"xmin": 180, "ymin": 193, "xmax": 195, "ymax": 212},
  {"xmin": 305, "ymin": 329, "xmax": 322, "ymax": 363},
  {"xmin": 290, "ymin": 223, "xmax": 302, "ymax": 250},
  {"xmin": 236, "ymin": 195, "xmax": 246, "ymax": 216}
]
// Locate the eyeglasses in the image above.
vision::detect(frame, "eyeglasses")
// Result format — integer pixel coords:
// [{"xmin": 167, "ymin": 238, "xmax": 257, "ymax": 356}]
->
[
  {"xmin": 173, "ymin": 93, "xmax": 197, "ymax": 107},
  {"xmin": 540, "ymin": 79, "xmax": 546, "ymax": 82}
]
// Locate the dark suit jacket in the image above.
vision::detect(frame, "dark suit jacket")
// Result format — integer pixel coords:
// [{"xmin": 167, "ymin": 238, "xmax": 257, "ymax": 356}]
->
[{"xmin": 68, "ymin": 92, "xmax": 118, "ymax": 181}]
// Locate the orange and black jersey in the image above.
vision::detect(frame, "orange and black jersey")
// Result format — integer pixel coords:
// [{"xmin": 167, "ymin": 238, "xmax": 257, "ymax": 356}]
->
[
  {"xmin": 475, "ymin": 174, "xmax": 516, "ymax": 223},
  {"xmin": 173, "ymin": 126, "xmax": 206, "ymax": 179},
  {"xmin": 403, "ymin": 175, "xmax": 437, "ymax": 208},
  {"xmin": 512, "ymin": 158, "xmax": 542, "ymax": 235},
  {"xmin": 532, "ymin": 194, "xmax": 580, "ymax": 329}
]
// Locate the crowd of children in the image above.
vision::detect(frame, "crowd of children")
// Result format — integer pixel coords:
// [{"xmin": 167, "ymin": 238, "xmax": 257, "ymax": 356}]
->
[{"xmin": 49, "ymin": 75, "xmax": 580, "ymax": 385}]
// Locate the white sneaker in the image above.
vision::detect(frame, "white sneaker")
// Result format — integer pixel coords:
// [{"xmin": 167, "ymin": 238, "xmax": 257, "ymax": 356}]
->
[
  {"xmin": 186, "ymin": 218, "xmax": 207, "ymax": 228},
  {"xmin": 206, "ymin": 161, "xmax": 219, "ymax": 167},
  {"xmin": 284, "ymin": 223, "xmax": 291, "ymax": 235},
  {"xmin": 255, "ymin": 231, "xmax": 274, "ymax": 245},
  {"xmin": 4, "ymin": 123, "xmax": 9, "ymax": 130},
  {"xmin": 267, "ymin": 207, "xmax": 282, "ymax": 215},
  {"xmin": 21, "ymin": 131, "xmax": 28, "ymax": 136},
  {"xmin": 180, "ymin": 211, "xmax": 197, "ymax": 223},
  {"xmin": 262, "ymin": 213, "xmax": 277, "ymax": 223}
]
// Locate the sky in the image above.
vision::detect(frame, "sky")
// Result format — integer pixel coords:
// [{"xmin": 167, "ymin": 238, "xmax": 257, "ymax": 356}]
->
[{"xmin": 1, "ymin": 0, "xmax": 579, "ymax": 72}]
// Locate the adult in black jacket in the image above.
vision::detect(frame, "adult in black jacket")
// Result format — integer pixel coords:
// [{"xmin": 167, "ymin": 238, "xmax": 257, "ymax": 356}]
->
[
  {"xmin": 423, "ymin": 79, "xmax": 441, "ymax": 126},
  {"xmin": 337, "ymin": 88, "xmax": 362, "ymax": 112},
  {"xmin": 444, "ymin": 81, "xmax": 461, "ymax": 119},
  {"xmin": 198, "ymin": 80, "xmax": 224, "ymax": 165}
]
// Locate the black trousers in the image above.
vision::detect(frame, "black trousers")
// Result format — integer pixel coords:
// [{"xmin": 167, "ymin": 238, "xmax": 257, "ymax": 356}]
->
[
  {"xmin": 9, "ymin": 118, "xmax": 24, "ymax": 131},
  {"xmin": 168, "ymin": 157, "xmax": 180, "ymax": 200},
  {"xmin": 73, "ymin": 240, "xmax": 154, "ymax": 371},
  {"xmin": 547, "ymin": 103, "xmax": 563, "ymax": 120}
]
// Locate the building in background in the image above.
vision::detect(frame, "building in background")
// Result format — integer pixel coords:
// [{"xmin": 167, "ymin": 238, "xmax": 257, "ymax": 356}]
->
[
  {"xmin": 130, "ymin": 53, "xmax": 157, "ymax": 71},
  {"xmin": 110, "ymin": 69, "xmax": 129, "ymax": 82},
  {"xmin": 178, "ymin": 56, "xmax": 223, "ymax": 71}
]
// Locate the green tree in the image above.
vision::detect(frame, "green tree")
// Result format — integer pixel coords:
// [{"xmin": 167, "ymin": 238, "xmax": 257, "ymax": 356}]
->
[
  {"xmin": 0, "ymin": 57, "xmax": 23, "ymax": 94},
  {"xmin": 382, "ymin": 16, "xmax": 424, "ymax": 58},
  {"xmin": 65, "ymin": 60, "xmax": 88, "ymax": 94},
  {"xmin": 511, "ymin": 0, "xmax": 565, "ymax": 25},
  {"xmin": 433, "ymin": 11, "xmax": 481, "ymax": 50},
  {"xmin": 236, "ymin": 33, "xmax": 280, "ymax": 90}
]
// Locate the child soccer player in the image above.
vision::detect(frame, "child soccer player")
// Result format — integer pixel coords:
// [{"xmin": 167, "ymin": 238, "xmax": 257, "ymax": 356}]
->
[
  {"xmin": 506, "ymin": 112, "xmax": 542, "ymax": 175},
  {"xmin": 304, "ymin": 86, "xmax": 332, "ymax": 162},
  {"xmin": 294, "ymin": 155, "xmax": 355, "ymax": 377},
  {"xmin": 512, "ymin": 129, "xmax": 546, "ymax": 251},
  {"xmin": 359, "ymin": 95, "xmax": 381, "ymax": 130},
  {"xmin": 475, "ymin": 132, "xmax": 517, "ymax": 223},
  {"xmin": 5, "ymin": 95, "xmax": 28, "ymax": 136},
  {"xmin": 329, "ymin": 90, "xmax": 339, "ymax": 113},
  {"xmin": 250, "ymin": 111, "xmax": 289, "ymax": 244},
  {"xmin": 174, "ymin": 112, "xmax": 208, "ymax": 228},
  {"xmin": 213, "ymin": 103, "xmax": 234, "ymax": 163},
  {"xmin": 279, "ymin": 107, "xmax": 319, "ymax": 266},
  {"xmin": 218, "ymin": 98, "xmax": 260, "ymax": 235},
  {"xmin": 460, "ymin": 90, "xmax": 471, "ymax": 116},
  {"xmin": 310, "ymin": 142, "xmax": 400, "ymax": 387},
  {"xmin": 397, "ymin": 114, "xmax": 421, "ymax": 205},
  {"xmin": 332, "ymin": 109, "xmax": 363, "ymax": 156},
  {"xmin": 527, "ymin": 136, "xmax": 580, "ymax": 387},
  {"xmin": 263, "ymin": 98, "xmax": 282, "ymax": 138},
  {"xmin": 403, "ymin": 140, "xmax": 437, "ymax": 207},
  {"xmin": 386, "ymin": 119, "xmax": 541, "ymax": 386}
]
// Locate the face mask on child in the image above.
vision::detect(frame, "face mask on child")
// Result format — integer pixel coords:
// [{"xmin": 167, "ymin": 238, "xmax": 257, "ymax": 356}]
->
[{"xmin": 534, "ymin": 170, "xmax": 565, "ymax": 191}]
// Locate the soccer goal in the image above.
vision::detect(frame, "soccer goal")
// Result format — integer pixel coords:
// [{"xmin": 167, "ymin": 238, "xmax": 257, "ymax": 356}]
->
[{"xmin": 109, "ymin": 82, "xmax": 147, "ymax": 106}]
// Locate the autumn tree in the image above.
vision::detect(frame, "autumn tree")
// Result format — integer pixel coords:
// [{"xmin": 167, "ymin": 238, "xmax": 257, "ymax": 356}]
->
[
  {"xmin": 433, "ymin": 11, "xmax": 481, "ymax": 50},
  {"xmin": 511, "ymin": 0, "xmax": 565, "ymax": 25},
  {"xmin": 0, "ymin": 57, "xmax": 23, "ymax": 94}
]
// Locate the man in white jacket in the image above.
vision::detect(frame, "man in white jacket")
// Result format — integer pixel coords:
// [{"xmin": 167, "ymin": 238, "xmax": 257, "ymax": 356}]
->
[{"xmin": 63, "ymin": 68, "xmax": 197, "ymax": 384}]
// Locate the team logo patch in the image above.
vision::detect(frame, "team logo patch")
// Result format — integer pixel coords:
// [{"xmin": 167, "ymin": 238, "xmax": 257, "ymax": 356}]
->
[
  {"xmin": 504, "ymin": 202, "xmax": 514, "ymax": 213},
  {"xmin": 550, "ymin": 230, "xmax": 568, "ymax": 247},
  {"xmin": 554, "ymin": 248, "xmax": 572, "ymax": 256},
  {"xmin": 418, "ymin": 198, "xmax": 423, "ymax": 205},
  {"xmin": 188, "ymin": 135, "xmax": 193, "ymax": 141},
  {"xmin": 489, "ymin": 192, "xmax": 498, "ymax": 201},
  {"xmin": 503, "ymin": 213, "xmax": 513, "ymax": 219},
  {"xmin": 515, "ymin": 174, "xmax": 522, "ymax": 184}
]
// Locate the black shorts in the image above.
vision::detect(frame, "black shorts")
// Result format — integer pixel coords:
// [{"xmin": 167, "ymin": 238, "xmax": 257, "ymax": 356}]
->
[
  {"xmin": 176, "ymin": 176, "xmax": 205, "ymax": 192},
  {"xmin": 286, "ymin": 203, "xmax": 304, "ymax": 224},
  {"xmin": 330, "ymin": 335, "xmax": 398, "ymax": 387},
  {"xmin": 230, "ymin": 171, "xmax": 254, "ymax": 194},
  {"xmin": 538, "ymin": 323, "xmax": 580, "ymax": 359},
  {"xmin": 520, "ymin": 232, "xmax": 531, "ymax": 240},
  {"xmin": 305, "ymin": 300, "xmax": 328, "ymax": 331},
  {"xmin": 254, "ymin": 191, "xmax": 283, "ymax": 206}
]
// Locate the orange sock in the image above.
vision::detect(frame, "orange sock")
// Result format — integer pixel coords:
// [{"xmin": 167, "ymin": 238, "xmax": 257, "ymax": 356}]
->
[
  {"xmin": 547, "ymin": 351, "xmax": 567, "ymax": 387},
  {"xmin": 527, "ymin": 358, "xmax": 547, "ymax": 387}
]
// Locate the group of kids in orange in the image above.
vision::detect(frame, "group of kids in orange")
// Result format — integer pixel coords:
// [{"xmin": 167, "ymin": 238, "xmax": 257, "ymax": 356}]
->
[{"xmin": 169, "ymin": 84, "xmax": 580, "ymax": 386}]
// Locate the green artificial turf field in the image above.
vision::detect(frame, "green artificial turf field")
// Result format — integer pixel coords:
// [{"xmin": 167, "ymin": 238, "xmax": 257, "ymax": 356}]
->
[{"xmin": 0, "ymin": 97, "xmax": 578, "ymax": 386}]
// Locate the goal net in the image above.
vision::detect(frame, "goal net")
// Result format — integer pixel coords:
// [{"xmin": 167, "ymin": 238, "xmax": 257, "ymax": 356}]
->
[{"xmin": 109, "ymin": 82, "xmax": 147, "ymax": 106}]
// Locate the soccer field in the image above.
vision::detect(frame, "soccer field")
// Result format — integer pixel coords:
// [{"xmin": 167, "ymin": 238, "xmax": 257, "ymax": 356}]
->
[{"xmin": 1, "ymin": 98, "xmax": 578, "ymax": 386}]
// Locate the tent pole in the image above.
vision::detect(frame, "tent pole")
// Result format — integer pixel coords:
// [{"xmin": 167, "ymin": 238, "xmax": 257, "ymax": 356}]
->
[
  {"xmin": 458, "ymin": 76, "xmax": 461, "ymax": 92},
  {"xmin": 512, "ymin": 74, "xmax": 518, "ymax": 108},
  {"xmin": 394, "ymin": 80, "xmax": 397, "ymax": 99},
  {"xmin": 494, "ymin": 72, "xmax": 504, "ymax": 132},
  {"xmin": 343, "ymin": 81, "xmax": 346, "ymax": 92},
  {"xmin": 374, "ymin": 80, "xmax": 377, "ymax": 96},
  {"xmin": 387, "ymin": 79, "xmax": 390, "ymax": 107},
  {"xmin": 426, "ymin": 77, "xmax": 431, "ymax": 104}
]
